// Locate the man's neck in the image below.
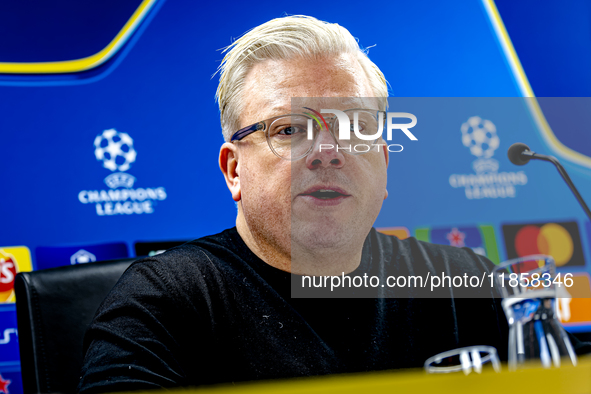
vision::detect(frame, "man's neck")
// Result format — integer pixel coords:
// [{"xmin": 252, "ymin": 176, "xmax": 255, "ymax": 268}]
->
[{"xmin": 290, "ymin": 239, "xmax": 363, "ymax": 276}]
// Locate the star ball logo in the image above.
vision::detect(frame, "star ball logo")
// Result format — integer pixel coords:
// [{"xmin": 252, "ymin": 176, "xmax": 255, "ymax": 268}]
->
[
  {"xmin": 305, "ymin": 108, "xmax": 418, "ymax": 153},
  {"xmin": 449, "ymin": 116, "xmax": 528, "ymax": 199},
  {"xmin": 78, "ymin": 129, "xmax": 168, "ymax": 216},
  {"xmin": 502, "ymin": 221, "xmax": 585, "ymax": 267},
  {"xmin": 94, "ymin": 129, "xmax": 137, "ymax": 172}
]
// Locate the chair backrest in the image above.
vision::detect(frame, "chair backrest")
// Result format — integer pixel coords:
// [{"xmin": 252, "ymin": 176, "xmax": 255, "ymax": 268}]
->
[{"xmin": 14, "ymin": 258, "xmax": 137, "ymax": 394}]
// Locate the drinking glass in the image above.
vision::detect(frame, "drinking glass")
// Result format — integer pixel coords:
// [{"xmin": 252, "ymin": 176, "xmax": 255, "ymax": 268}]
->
[
  {"xmin": 492, "ymin": 255, "xmax": 577, "ymax": 370},
  {"xmin": 424, "ymin": 346, "xmax": 501, "ymax": 375}
]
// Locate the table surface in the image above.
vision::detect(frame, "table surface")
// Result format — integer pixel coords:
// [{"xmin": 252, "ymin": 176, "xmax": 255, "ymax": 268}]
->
[{"xmin": 130, "ymin": 357, "xmax": 591, "ymax": 394}]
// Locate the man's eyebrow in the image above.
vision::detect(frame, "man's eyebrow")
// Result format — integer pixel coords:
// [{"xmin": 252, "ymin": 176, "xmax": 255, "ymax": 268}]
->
[
  {"xmin": 271, "ymin": 105, "xmax": 291, "ymax": 113},
  {"xmin": 265, "ymin": 104, "xmax": 293, "ymax": 116}
]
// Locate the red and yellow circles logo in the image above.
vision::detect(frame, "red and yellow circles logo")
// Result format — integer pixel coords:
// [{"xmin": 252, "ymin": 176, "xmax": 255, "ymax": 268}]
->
[
  {"xmin": 0, "ymin": 247, "xmax": 32, "ymax": 303},
  {"xmin": 514, "ymin": 224, "xmax": 573, "ymax": 266}
]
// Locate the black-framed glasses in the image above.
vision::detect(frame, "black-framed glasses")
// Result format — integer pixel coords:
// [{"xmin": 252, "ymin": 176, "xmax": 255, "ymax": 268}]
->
[{"xmin": 230, "ymin": 108, "xmax": 386, "ymax": 161}]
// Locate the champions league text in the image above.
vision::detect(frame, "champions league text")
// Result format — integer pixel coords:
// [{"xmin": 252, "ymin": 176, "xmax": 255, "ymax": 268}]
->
[
  {"xmin": 78, "ymin": 187, "xmax": 167, "ymax": 216},
  {"xmin": 301, "ymin": 272, "xmax": 574, "ymax": 292}
]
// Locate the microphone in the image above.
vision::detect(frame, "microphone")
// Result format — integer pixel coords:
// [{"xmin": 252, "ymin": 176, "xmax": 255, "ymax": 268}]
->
[
  {"xmin": 507, "ymin": 142, "xmax": 591, "ymax": 222},
  {"xmin": 507, "ymin": 142, "xmax": 533, "ymax": 166}
]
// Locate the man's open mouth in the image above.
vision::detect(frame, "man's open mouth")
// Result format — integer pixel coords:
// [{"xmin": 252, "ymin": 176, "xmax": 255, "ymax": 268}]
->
[
  {"xmin": 300, "ymin": 187, "xmax": 350, "ymax": 200},
  {"xmin": 307, "ymin": 190, "xmax": 345, "ymax": 199}
]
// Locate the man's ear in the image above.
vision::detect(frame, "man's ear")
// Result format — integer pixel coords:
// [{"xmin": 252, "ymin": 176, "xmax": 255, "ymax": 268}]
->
[{"xmin": 219, "ymin": 142, "xmax": 241, "ymax": 202}]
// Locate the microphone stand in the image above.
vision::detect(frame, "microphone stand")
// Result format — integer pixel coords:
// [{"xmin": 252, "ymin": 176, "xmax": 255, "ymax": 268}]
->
[{"xmin": 521, "ymin": 150, "xmax": 591, "ymax": 222}]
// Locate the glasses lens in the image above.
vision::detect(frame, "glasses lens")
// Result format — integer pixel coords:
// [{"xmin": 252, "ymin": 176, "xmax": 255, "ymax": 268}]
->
[
  {"xmin": 336, "ymin": 110, "xmax": 381, "ymax": 152},
  {"xmin": 268, "ymin": 115, "xmax": 313, "ymax": 160}
]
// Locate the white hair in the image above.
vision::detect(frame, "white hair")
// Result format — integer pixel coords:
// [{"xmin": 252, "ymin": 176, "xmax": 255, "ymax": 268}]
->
[{"xmin": 215, "ymin": 15, "xmax": 389, "ymax": 142}]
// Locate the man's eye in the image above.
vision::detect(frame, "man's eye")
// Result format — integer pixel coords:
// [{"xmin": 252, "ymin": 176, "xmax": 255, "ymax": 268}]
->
[
  {"xmin": 350, "ymin": 123, "xmax": 366, "ymax": 132},
  {"xmin": 277, "ymin": 126, "xmax": 305, "ymax": 136}
]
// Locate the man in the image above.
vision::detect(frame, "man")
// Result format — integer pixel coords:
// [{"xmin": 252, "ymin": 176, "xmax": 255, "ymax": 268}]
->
[{"xmin": 77, "ymin": 15, "xmax": 585, "ymax": 392}]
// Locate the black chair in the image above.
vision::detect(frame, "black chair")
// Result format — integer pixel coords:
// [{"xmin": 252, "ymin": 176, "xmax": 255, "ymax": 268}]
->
[{"xmin": 15, "ymin": 258, "xmax": 137, "ymax": 394}]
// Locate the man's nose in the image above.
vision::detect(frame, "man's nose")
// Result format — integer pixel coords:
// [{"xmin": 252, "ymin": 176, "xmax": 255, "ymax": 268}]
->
[{"xmin": 305, "ymin": 128, "xmax": 345, "ymax": 170}]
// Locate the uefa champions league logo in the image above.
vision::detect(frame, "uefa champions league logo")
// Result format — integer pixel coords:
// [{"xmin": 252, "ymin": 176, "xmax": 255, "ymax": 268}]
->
[
  {"xmin": 78, "ymin": 128, "xmax": 167, "ymax": 216},
  {"xmin": 448, "ymin": 116, "xmax": 527, "ymax": 199},
  {"xmin": 94, "ymin": 129, "xmax": 137, "ymax": 188}
]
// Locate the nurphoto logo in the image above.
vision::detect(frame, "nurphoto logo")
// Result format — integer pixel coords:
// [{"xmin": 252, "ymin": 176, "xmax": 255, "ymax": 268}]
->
[{"xmin": 303, "ymin": 107, "xmax": 417, "ymax": 153}]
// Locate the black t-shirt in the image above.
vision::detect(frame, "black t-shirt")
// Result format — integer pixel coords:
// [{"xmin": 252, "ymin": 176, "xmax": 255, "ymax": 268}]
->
[{"xmin": 78, "ymin": 227, "xmax": 518, "ymax": 392}]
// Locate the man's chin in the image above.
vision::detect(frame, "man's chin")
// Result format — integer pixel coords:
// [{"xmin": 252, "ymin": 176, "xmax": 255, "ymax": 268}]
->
[{"xmin": 290, "ymin": 221, "xmax": 358, "ymax": 252}]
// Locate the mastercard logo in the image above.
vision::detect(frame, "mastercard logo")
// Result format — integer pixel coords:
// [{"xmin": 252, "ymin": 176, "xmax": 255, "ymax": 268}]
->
[
  {"xmin": 515, "ymin": 224, "xmax": 573, "ymax": 266},
  {"xmin": 503, "ymin": 221, "xmax": 585, "ymax": 268}
]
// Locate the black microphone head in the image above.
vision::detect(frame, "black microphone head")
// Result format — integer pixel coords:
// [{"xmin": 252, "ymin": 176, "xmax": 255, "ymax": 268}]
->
[{"xmin": 508, "ymin": 142, "xmax": 532, "ymax": 166}]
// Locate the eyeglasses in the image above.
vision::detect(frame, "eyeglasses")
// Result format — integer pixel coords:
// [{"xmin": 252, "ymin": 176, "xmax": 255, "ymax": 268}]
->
[{"xmin": 230, "ymin": 108, "xmax": 386, "ymax": 161}]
